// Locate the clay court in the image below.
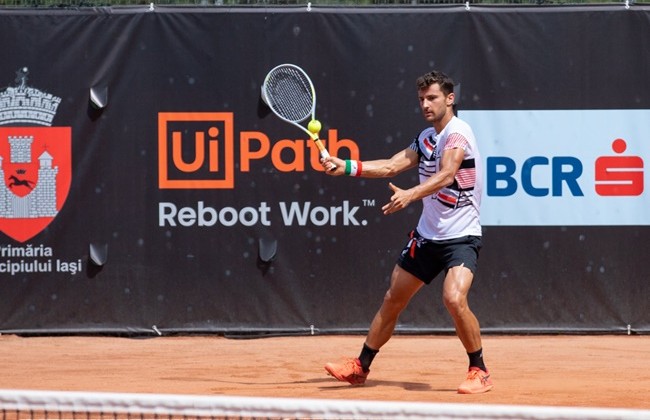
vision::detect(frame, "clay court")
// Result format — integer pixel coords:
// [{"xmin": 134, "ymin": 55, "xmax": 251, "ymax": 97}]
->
[{"xmin": 1, "ymin": 333, "xmax": 648, "ymax": 413}]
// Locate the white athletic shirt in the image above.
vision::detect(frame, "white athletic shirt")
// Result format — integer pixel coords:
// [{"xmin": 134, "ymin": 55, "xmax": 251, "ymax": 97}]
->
[{"xmin": 408, "ymin": 116, "xmax": 483, "ymax": 240}]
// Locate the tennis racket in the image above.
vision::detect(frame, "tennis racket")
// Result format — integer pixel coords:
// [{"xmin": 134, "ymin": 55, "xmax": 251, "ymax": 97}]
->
[{"xmin": 261, "ymin": 64, "xmax": 336, "ymax": 171}]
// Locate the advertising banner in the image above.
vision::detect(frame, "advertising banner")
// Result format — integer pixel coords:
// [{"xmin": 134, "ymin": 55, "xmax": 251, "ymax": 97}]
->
[
  {"xmin": 463, "ymin": 109, "xmax": 649, "ymax": 226},
  {"xmin": 0, "ymin": 6, "xmax": 648, "ymax": 335}
]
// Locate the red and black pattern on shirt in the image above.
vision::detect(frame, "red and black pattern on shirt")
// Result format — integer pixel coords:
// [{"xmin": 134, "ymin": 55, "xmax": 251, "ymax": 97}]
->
[
  {"xmin": 411, "ymin": 134, "xmax": 438, "ymax": 179},
  {"xmin": 438, "ymin": 159, "xmax": 476, "ymax": 209},
  {"xmin": 444, "ymin": 132, "xmax": 467, "ymax": 150},
  {"xmin": 454, "ymin": 159, "xmax": 477, "ymax": 191},
  {"xmin": 444, "ymin": 132, "xmax": 476, "ymax": 191},
  {"xmin": 411, "ymin": 131, "xmax": 476, "ymax": 209},
  {"xmin": 438, "ymin": 133, "xmax": 476, "ymax": 209}
]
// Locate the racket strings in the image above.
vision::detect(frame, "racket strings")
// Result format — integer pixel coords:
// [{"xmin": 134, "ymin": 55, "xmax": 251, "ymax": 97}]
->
[{"xmin": 265, "ymin": 68, "xmax": 314, "ymax": 122}]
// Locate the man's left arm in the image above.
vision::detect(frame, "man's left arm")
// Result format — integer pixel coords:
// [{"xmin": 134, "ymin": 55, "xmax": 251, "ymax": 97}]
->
[{"xmin": 382, "ymin": 147, "xmax": 464, "ymax": 215}]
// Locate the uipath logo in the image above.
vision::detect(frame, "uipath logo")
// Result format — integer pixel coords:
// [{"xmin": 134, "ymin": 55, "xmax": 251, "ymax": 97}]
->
[
  {"xmin": 158, "ymin": 112, "xmax": 359, "ymax": 189},
  {"xmin": 158, "ymin": 112, "xmax": 235, "ymax": 189}
]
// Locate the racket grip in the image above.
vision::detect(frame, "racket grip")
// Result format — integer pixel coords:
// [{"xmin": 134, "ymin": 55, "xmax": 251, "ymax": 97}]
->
[{"xmin": 313, "ymin": 138, "xmax": 337, "ymax": 171}]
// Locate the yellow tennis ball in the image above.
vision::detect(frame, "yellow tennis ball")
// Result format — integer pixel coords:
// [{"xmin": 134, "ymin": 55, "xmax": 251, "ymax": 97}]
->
[{"xmin": 308, "ymin": 119, "xmax": 322, "ymax": 134}]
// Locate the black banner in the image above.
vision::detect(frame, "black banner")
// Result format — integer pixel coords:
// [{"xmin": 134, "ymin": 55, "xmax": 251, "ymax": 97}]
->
[{"xmin": 0, "ymin": 5, "xmax": 648, "ymax": 335}]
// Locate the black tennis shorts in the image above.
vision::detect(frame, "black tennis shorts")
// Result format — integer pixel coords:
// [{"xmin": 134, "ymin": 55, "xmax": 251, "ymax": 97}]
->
[{"xmin": 397, "ymin": 230, "xmax": 482, "ymax": 285}]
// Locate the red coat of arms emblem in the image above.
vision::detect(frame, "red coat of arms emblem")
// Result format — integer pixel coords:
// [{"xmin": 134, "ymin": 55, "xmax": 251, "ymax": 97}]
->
[{"xmin": 0, "ymin": 67, "xmax": 71, "ymax": 243}]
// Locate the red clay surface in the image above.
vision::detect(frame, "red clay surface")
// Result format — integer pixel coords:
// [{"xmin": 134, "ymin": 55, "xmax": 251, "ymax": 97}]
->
[{"xmin": 0, "ymin": 334, "xmax": 648, "ymax": 410}]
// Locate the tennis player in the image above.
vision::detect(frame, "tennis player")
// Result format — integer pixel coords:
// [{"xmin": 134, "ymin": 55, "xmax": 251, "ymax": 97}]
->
[{"xmin": 320, "ymin": 70, "xmax": 492, "ymax": 394}]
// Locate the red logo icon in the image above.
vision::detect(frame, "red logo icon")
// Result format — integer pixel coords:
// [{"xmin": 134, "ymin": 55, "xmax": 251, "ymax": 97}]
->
[
  {"xmin": 0, "ymin": 68, "xmax": 72, "ymax": 243},
  {"xmin": 595, "ymin": 138, "xmax": 644, "ymax": 196}
]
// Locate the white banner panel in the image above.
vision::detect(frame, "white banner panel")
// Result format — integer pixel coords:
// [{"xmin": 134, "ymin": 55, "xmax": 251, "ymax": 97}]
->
[{"xmin": 461, "ymin": 110, "xmax": 649, "ymax": 226}]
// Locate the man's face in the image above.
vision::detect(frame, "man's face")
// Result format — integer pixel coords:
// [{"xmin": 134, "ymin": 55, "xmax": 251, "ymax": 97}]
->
[{"xmin": 418, "ymin": 83, "xmax": 453, "ymax": 124}]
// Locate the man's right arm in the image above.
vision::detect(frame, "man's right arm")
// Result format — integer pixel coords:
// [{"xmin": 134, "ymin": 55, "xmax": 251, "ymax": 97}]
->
[{"xmin": 322, "ymin": 147, "xmax": 418, "ymax": 178}]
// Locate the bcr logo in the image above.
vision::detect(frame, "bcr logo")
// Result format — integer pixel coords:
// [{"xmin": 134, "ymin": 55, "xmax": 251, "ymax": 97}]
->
[
  {"xmin": 595, "ymin": 138, "xmax": 644, "ymax": 196},
  {"xmin": 158, "ymin": 112, "xmax": 234, "ymax": 189}
]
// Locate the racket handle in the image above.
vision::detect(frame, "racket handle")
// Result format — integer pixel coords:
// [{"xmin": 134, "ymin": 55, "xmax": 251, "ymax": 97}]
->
[{"xmin": 313, "ymin": 138, "xmax": 337, "ymax": 171}]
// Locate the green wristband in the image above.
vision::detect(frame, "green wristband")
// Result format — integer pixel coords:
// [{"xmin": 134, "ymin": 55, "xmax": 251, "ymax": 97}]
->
[{"xmin": 344, "ymin": 160, "xmax": 352, "ymax": 176}]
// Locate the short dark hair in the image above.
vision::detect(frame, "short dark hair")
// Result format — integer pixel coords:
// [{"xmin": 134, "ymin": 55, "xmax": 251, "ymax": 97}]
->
[{"xmin": 416, "ymin": 70, "xmax": 455, "ymax": 96}]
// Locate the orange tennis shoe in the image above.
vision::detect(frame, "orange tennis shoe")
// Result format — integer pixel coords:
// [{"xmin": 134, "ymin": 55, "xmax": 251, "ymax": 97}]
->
[
  {"xmin": 457, "ymin": 367, "xmax": 493, "ymax": 394},
  {"xmin": 324, "ymin": 358, "xmax": 368, "ymax": 385}
]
